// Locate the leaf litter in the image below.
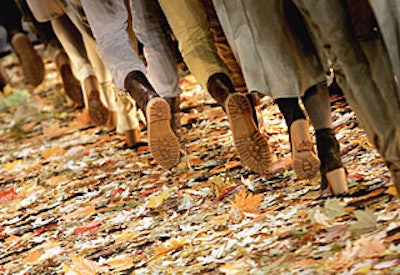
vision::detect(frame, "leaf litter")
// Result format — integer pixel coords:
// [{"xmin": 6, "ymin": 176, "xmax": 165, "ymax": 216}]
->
[{"xmin": 0, "ymin": 50, "xmax": 399, "ymax": 274}]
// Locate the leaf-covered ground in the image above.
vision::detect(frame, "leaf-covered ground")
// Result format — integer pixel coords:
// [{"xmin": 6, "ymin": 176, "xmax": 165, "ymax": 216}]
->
[{"xmin": 0, "ymin": 48, "xmax": 399, "ymax": 275}]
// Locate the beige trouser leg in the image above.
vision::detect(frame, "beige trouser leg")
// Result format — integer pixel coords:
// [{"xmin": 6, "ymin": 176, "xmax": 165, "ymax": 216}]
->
[{"xmin": 158, "ymin": 0, "xmax": 229, "ymax": 89}]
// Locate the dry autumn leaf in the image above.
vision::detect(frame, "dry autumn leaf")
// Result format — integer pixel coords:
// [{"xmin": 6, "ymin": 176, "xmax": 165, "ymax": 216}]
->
[
  {"xmin": 229, "ymin": 189, "xmax": 263, "ymax": 215},
  {"xmin": 154, "ymin": 238, "xmax": 187, "ymax": 255},
  {"xmin": 62, "ymin": 256, "xmax": 97, "ymax": 275}
]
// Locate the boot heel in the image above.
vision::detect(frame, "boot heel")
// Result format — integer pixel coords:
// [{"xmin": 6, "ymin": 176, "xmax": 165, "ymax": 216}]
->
[
  {"xmin": 147, "ymin": 98, "xmax": 180, "ymax": 169},
  {"xmin": 325, "ymin": 168, "xmax": 348, "ymax": 195}
]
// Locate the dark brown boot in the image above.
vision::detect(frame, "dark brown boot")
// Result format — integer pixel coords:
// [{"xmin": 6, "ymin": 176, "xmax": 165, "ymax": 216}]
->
[
  {"xmin": 55, "ymin": 52, "xmax": 83, "ymax": 105},
  {"xmin": 124, "ymin": 71, "xmax": 180, "ymax": 169},
  {"xmin": 316, "ymin": 128, "xmax": 348, "ymax": 195}
]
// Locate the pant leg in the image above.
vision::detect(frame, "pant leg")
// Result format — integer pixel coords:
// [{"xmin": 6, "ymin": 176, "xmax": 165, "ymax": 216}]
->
[
  {"xmin": 131, "ymin": 0, "xmax": 181, "ymax": 98},
  {"xmin": 80, "ymin": 0, "xmax": 146, "ymax": 91},
  {"xmin": 158, "ymin": 0, "xmax": 228, "ymax": 90},
  {"xmin": 294, "ymin": 0, "xmax": 400, "ymax": 190}
]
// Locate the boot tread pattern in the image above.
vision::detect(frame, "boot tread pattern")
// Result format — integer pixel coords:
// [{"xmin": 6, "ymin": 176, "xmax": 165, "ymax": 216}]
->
[
  {"xmin": 147, "ymin": 98, "xmax": 180, "ymax": 169},
  {"xmin": 226, "ymin": 93, "xmax": 272, "ymax": 173}
]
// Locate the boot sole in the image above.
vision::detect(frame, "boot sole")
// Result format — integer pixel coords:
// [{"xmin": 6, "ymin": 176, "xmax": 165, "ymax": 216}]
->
[
  {"xmin": 11, "ymin": 33, "xmax": 44, "ymax": 86},
  {"xmin": 226, "ymin": 93, "xmax": 272, "ymax": 173},
  {"xmin": 147, "ymin": 98, "xmax": 180, "ymax": 169},
  {"xmin": 293, "ymin": 151, "xmax": 320, "ymax": 180}
]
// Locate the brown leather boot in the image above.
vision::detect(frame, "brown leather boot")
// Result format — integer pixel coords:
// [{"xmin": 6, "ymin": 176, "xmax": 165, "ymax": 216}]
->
[
  {"xmin": 124, "ymin": 71, "xmax": 180, "ymax": 169},
  {"xmin": 83, "ymin": 76, "xmax": 109, "ymax": 126},
  {"xmin": 290, "ymin": 119, "xmax": 321, "ymax": 180},
  {"xmin": 11, "ymin": 33, "xmax": 44, "ymax": 87},
  {"xmin": 316, "ymin": 128, "xmax": 348, "ymax": 195},
  {"xmin": 165, "ymin": 96, "xmax": 182, "ymax": 138},
  {"xmin": 208, "ymin": 73, "xmax": 271, "ymax": 173},
  {"xmin": 55, "ymin": 51, "xmax": 83, "ymax": 105}
]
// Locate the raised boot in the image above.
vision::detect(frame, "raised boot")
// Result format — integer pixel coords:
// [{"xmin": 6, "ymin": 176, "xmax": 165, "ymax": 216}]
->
[
  {"xmin": 165, "ymin": 96, "xmax": 182, "ymax": 138},
  {"xmin": 55, "ymin": 51, "xmax": 83, "ymax": 106},
  {"xmin": 124, "ymin": 71, "xmax": 180, "ymax": 169},
  {"xmin": 11, "ymin": 33, "xmax": 44, "ymax": 87},
  {"xmin": 83, "ymin": 75, "xmax": 110, "ymax": 126},
  {"xmin": 207, "ymin": 73, "xmax": 271, "ymax": 173},
  {"xmin": 290, "ymin": 119, "xmax": 321, "ymax": 179},
  {"xmin": 316, "ymin": 128, "xmax": 348, "ymax": 195}
]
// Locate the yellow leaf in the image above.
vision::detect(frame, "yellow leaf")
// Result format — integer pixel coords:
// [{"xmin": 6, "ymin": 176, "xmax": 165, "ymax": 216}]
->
[
  {"xmin": 154, "ymin": 238, "xmax": 187, "ymax": 255},
  {"xmin": 106, "ymin": 257, "xmax": 134, "ymax": 271},
  {"xmin": 3, "ymin": 160, "xmax": 22, "ymax": 172},
  {"xmin": 146, "ymin": 189, "xmax": 171, "ymax": 209},
  {"xmin": 229, "ymin": 189, "xmax": 263, "ymax": 215},
  {"xmin": 386, "ymin": 186, "xmax": 398, "ymax": 197}
]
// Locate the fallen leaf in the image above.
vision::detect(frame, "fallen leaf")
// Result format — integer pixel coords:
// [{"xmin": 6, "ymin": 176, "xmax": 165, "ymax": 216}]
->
[
  {"xmin": 154, "ymin": 238, "xmax": 187, "ymax": 255},
  {"xmin": 22, "ymin": 252, "xmax": 43, "ymax": 264},
  {"xmin": 229, "ymin": 189, "xmax": 263, "ymax": 215},
  {"xmin": 146, "ymin": 189, "xmax": 171, "ymax": 209},
  {"xmin": 0, "ymin": 188, "xmax": 16, "ymax": 203},
  {"xmin": 42, "ymin": 146, "xmax": 65, "ymax": 159},
  {"xmin": 324, "ymin": 198, "xmax": 347, "ymax": 219},
  {"xmin": 62, "ymin": 256, "xmax": 97, "ymax": 275},
  {"xmin": 385, "ymin": 186, "xmax": 398, "ymax": 197},
  {"xmin": 74, "ymin": 220, "xmax": 101, "ymax": 235},
  {"xmin": 219, "ymin": 259, "xmax": 250, "ymax": 275},
  {"xmin": 352, "ymin": 237, "xmax": 386, "ymax": 257},
  {"xmin": 106, "ymin": 256, "xmax": 134, "ymax": 271},
  {"xmin": 349, "ymin": 208, "xmax": 377, "ymax": 235}
]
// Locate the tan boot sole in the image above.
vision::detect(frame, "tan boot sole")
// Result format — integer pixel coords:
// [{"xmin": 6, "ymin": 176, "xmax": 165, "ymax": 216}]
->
[
  {"xmin": 226, "ymin": 93, "xmax": 272, "ymax": 173},
  {"xmin": 292, "ymin": 150, "xmax": 321, "ymax": 180},
  {"xmin": 147, "ymin": 98, "xmax": 180, "ymax": 169},
  {"xmin": 326, "ymin": 168, "xmax": 348, "ymax": 195},
  {"xmin": 11, "ymin": 33, "xmax": 44, "ymax": 86},
  {"xmin": 290, "ymin": 119, "xmax": 320, "ymax": 180}
]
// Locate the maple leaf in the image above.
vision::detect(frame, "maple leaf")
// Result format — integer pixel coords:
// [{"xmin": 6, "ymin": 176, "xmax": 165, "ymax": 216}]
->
[
  {"xmin": 229, "ymin": 189, "xmax": 263, "ymax": 215},
  {"xmin": 154, "ymin": 238, "xmax": 187, "ymax": 255},
  {"xmin": 42, "ymin": 121, "xmax": 66, "ymax": 138},
  {"xmin": 349, "ymin": 208, "xmax": 377, "ymax": 235},
  {"xmin": 62, "ymin": 256, "xmax": 97, "ymax": 275}
]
